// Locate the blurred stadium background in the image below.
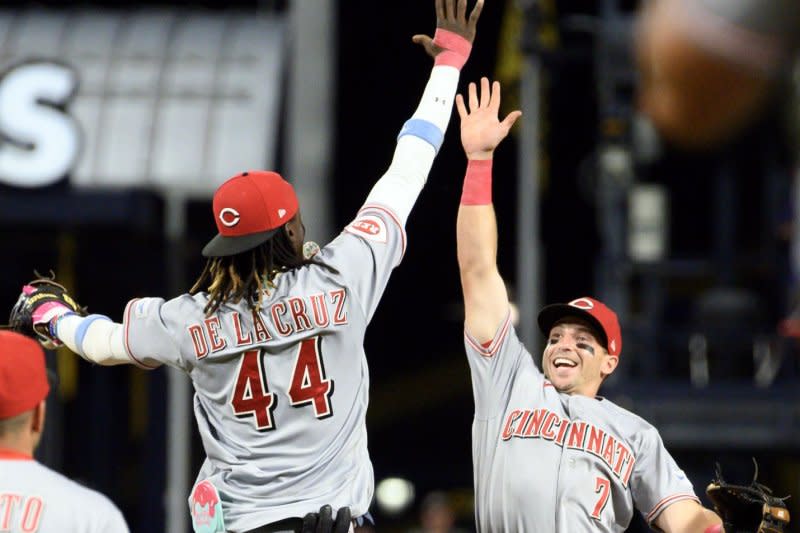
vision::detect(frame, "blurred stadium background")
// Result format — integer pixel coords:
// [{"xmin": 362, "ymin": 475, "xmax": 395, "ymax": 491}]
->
[{"xmin": 1, "ymin": 0, "xmax": 799, "ymax": 532}]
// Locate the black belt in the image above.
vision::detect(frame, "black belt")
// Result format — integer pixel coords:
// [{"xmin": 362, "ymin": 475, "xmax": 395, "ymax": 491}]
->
[
  {"xmin": 245, "ymin": 511, "xmax": 373, "ymax": 533},
  {"xmin": 244, "ymin": 517, "xmax": 305, "ymax": 533}
]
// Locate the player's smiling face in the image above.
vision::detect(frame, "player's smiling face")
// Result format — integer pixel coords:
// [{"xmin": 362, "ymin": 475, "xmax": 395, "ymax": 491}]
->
[{"xmin": 542, "ymin": 318, "xmax": 618, "ymax": 397}]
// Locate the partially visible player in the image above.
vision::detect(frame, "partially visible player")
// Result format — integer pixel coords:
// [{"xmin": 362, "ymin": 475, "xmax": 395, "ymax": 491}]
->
[
  {"xmin": 453, "ymin": 76, "xmax": 723, "ymax": 532},
  {"xmin": 635, "ymin": 0, "xmax": 800, "ymax": 150},
  {"xmin": 14, "ymin": 1, "xmax": 484, "ymax": 531},
  {"xmin": 0, "ymin": 330, "xmax": 129, "ymax": 533}
]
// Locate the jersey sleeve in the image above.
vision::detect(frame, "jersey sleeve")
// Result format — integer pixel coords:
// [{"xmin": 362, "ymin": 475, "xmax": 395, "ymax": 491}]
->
[
  {"xmin": 122, "ymin": 297, "xmax": 185, "ymax": 370},
  {"xmin": 464, "ymin": 312, "xmax": 542, "ymax": 420},
  {"xmin": 75, "ymin": 479, "xmax": 131, "ymax": 533},
  {"xmin": 318, "ymin": 204, "xmax": 406, "ymax": 322},
  {"xmin": 96, "ymin": 501, "xmax": 130, "ymax": 533},
  {"xmin": 629, "ymin": 426, "xmax": 700, "ymax": 525}
]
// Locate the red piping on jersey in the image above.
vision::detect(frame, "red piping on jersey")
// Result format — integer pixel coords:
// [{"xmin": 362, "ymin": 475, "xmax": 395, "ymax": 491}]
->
[
  {"xmin": 123, "ymin": 299, "xmax": 159, "ymax": 370},
  {"xmin": 646, "ymin": 493, "xmax": 700, "ymax": 524},
  {"xmin": 358, "ymin": 204, "xmax": 407, "ymax": 258},
  {"xmin": 0, "ymin": 449, "xmax": 33, "ymax": 460},
  {"xmin": 465, "ymin": 312, "xmax": 512, "ymax": 358}
]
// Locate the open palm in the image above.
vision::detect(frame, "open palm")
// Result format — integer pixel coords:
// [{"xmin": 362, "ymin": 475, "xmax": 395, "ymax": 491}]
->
[{"xmin": 456, "ymin": 77, "xmax": 522, "ymax": 159}]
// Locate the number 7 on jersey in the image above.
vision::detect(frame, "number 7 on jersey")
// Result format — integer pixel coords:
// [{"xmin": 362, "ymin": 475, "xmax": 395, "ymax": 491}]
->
[
  {"xmin": 591, "ymin": 476, "xmax": 611, "ymax": 520},
  {"xmin": 230, "ymin": 337, "xmax": 334, "ymax": 430}
]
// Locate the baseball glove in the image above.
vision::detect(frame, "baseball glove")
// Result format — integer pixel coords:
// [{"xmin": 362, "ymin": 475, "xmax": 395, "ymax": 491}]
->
[
  {"xmin": 7, "ymin": 271, "xmax": 86, "ymax": 349},
  {"xmin": 706, "ymin": 460, "xmax": 790, "ymax": 533}
]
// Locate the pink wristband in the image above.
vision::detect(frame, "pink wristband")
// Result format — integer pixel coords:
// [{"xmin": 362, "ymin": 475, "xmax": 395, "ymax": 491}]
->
[
  {"xmin": 460, "ymin": 159, "xmax": 492, "ymax": 205},
  {"xmin": 433, "ymin": 29, "xmax": 472, "ymax": 69}
]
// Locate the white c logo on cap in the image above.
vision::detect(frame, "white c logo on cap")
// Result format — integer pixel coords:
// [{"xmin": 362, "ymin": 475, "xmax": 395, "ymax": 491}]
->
[
  {"xmin": 569, "ymin": 298, "xmax": 594, "ymax": 310},
  {"xmin": 219, "ymin": 207, "xmax": 240, "ymax": 227}
]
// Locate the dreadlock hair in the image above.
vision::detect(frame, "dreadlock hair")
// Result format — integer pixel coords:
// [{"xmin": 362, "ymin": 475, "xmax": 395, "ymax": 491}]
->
[{"xmin": 190, "ymin": 227, "xmax": 306, "ymax": 316}]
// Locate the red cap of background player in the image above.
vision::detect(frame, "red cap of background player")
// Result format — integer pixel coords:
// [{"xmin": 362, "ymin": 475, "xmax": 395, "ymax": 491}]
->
[
  {"xmin": 537, "ymin": 297, "xmax": 622, "ymax": 357},
  {"xmin": 202, "ymin": 171, "xmax": 299, "ymax": 258},
  {"xmin": 0, "ymin": 331, "xmax": 50, "ymax": 420}
]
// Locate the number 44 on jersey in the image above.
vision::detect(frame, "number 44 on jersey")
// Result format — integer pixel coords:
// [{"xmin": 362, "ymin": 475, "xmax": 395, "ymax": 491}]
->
[{"xmin": 230, "ymin": 337, "xmax": 334, "ymax": 431}]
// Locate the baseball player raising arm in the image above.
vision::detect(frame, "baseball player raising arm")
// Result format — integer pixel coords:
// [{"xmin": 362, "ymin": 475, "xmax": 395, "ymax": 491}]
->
[
  {"xmin": 0, "ymin": 331, "xmax": 129, "ymax": 533},
  {"xmin": 454, "ymin": 77, "xmax": 724, "ymax": 532},
  {"xmin": 9, "ymin": 1, "xmax": 483, "ymax": 531}
]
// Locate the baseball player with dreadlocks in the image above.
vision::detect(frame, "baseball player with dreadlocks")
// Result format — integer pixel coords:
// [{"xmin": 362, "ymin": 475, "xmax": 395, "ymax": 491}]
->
[
  {"xmin": 453, "ymin": 77, "xmax": 726, "ymax": 531},
  {"xmin": 8, "ymin": 1, "xmax": 484, "ymax": 531}
]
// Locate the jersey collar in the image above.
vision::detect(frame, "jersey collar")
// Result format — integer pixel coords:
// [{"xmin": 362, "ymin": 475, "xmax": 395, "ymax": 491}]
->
[{"xmin": 0, "ymin": 448, "xmax": 33, "ymax": 460}]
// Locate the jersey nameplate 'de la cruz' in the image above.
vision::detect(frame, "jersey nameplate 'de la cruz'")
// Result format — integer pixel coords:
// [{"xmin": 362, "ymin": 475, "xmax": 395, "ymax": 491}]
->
[{"xmin": 120, "ymin": 205, "xmax": 404, "ymax": 532}]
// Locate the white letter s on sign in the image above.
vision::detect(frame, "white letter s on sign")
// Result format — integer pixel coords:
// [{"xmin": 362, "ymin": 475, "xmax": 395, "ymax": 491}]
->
[{"xmin": 0, "ymin": 61, "xmax": 80, "ymax": 187}]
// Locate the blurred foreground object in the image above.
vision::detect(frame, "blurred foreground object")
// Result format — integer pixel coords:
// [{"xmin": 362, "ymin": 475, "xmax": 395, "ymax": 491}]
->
[{"xmin": 634, "ymin": 0, "xmax": 800, "ymax": 150}]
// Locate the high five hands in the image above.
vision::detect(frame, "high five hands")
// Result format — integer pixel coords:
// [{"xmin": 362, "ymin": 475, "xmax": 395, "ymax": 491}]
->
[
  {"xmin": 456, "ymin": 77, "xmax": 522, "ymax": 159},
  {"xmin": 413, "ymin": 0, "xmax": 484, "ymax": 59}
]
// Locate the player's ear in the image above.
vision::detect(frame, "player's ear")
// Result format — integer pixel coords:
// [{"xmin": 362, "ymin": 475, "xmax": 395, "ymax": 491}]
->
[
  {"xmin": 283, "ymin": 219, "xmax": 300, "ymax": 242},
  {"xmin": 600, "ymin": 353, "xmax": 619, "ymax": 377},
  {"xmin": 31, "ymin": 400, "xmax": 46, "ymax": 434},
  {"xmin": 283, "ymin": 213, "xmax": 301, "ymax": 240}
]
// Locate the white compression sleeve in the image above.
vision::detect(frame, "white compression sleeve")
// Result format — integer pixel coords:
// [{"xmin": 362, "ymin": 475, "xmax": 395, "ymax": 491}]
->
[
  {"xmin": 364, "ymin": 65, "xmax": 461, "ymax": 224},
  {"xmin": 55, "ymin": 313, "xmax": 133, "ymax": 366},
  {"xmin": 409, "ymin": 65, "xmax": 461, "ymax": 133}
]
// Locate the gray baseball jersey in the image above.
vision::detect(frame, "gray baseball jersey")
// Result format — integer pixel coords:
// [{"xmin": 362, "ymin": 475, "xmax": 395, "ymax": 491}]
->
[
  {"xmin": 121, "ymin": 205, "xmax": 403, "ymax": 532},
  {"xmin": 465, "ymin": 313, "xmax": 699, "ymax": 532},
  {"xmin": 0, "ymin": 452, "xmax": 129, "ymax": 533}
]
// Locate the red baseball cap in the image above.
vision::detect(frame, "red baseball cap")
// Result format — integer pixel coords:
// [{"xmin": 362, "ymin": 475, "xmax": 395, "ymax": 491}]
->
[
  {"xmin": 537, "ymin": 297, "xmax": 622, "ymax": 357},
  {"xmin": 0, "ymin": 331, "xmax": 50, "ymax": 420},
  {"xmin": 202, "ymin": 171, "xmax": 299, "ymax": 258}
]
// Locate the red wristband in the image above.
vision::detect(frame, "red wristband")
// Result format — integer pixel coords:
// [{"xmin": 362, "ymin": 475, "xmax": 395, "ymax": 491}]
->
[
  {"xmin": 460, "ymin": 159, "xmax": 492, "ymax": 205},
  {"xmin": 433, "ymin": 29, "xmax": 472, "ymax": 69}
]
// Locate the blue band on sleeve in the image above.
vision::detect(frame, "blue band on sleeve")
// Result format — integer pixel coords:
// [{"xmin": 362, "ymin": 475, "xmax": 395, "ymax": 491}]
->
[
  {"xmin": 397, "ymin": 118, "xmax": 444, "ymax": 153},
  {"xmin": 75, "ymin": 314, "xmax": 111, "ymax": 354}
]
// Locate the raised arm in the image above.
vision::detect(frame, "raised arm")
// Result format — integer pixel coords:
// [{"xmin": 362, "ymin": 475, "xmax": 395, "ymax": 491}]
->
[
  {"xmin": 363, "ymin": 0, "xmax": 483, "ymax": 225},
  {"xmin": 456, "ymin": 77, "xmax": 521, "ymax": 343}
]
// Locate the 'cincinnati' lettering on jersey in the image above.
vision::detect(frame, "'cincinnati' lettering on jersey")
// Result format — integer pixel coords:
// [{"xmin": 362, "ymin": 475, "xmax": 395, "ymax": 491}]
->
[
  {"xmin": 188, "ymin": 288, "xmax": 348, "ymax": 359},
  {"xmin": 501, "ymin": 407, "xmax": 637, "ymax": 487}
]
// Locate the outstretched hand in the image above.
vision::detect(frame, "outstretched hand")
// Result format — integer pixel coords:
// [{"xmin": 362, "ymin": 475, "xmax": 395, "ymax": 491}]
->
[
  {"xmin": 412, "ymin": 0, "xmax": 484, "ymax": 59},
  {"xmin": 456, "ymin": 77, "xmax": 522, "ymax": 159}
]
